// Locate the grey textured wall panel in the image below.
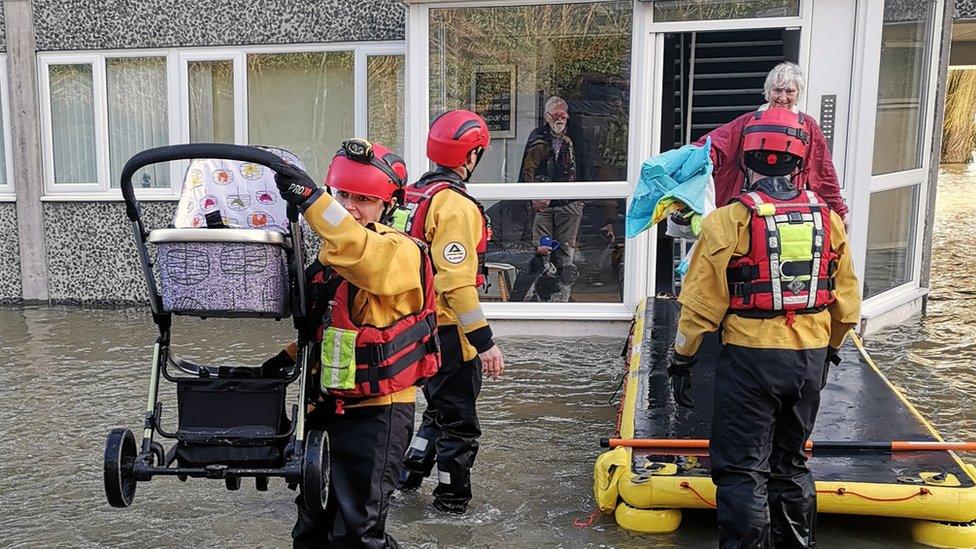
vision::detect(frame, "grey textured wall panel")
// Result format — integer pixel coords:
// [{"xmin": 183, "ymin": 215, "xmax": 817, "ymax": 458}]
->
[
  {"xmin": 0, "ymin": 2, "xmax": 6, "ymax": 52},
  {"xmin": 0, "ymin": 202, "xmax": 22, "ymax": 303},
  {"xmin": 44, "ymin": 201, "xmax": 176, "ymax": 305},
  {"xmin": 958, "ymin": 0, "xmax": 976, "ymax": 20},
  {"xmin": 33, "ymin": 0, "xmax": 405, "ymax": 52}
]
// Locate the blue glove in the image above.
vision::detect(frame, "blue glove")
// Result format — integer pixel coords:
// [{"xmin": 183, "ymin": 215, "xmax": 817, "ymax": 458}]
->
[
  {"xmin": 273, "ymin": 162, "xmax": 322, "ymax": 211},
  {"xmin": 539, "ymin": 236, "xmax": 560, "ymax": 251}
]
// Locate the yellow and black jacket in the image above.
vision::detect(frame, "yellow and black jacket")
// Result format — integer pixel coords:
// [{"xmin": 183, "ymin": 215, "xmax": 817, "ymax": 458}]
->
[
  {"xmin": 288, "ymin": 192, "xmax": 424, "ymax": 408},
  {"xmin": 674, "ymin": 199, "xmax": 861, "ymax": 357}
]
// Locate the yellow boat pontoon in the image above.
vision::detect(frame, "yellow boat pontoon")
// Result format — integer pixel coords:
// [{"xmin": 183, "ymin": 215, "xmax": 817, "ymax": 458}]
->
[{"xmin": 594, "ymin": 297, "xmax": 976, "ymax": 548}]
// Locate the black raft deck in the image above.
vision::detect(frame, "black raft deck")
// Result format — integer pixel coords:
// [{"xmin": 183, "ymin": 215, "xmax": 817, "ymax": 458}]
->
[{"xmin": 593, "ymin": 297, "xmax": 976, "ymax": 547}]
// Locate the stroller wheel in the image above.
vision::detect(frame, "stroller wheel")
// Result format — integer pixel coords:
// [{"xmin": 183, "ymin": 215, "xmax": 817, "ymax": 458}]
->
[
  {"xmin": 302, "ymin": 430, "xmax": 330, "ymax": 512},
  {"xmin": 104, "ymin": 428, "xmax": 138, "ymax": 508},
  {"xmin": 255, "ymin": 476, "xmax": 269, "ymax": 492},
  {"xmin": 225, "ymin": 477, "xmax": 241, "ymax": 491}
]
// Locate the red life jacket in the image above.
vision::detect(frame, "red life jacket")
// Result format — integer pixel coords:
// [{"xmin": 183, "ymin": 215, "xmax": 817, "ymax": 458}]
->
[
  {"xmin": 727, "ymin": 190, "xmax": 837, "ymax": 319},
  {"xmin": 308, "ymin": 235, "xmax": 440, "ymax": 400},
  {"xmin": 391, "ymin": 169, "xmax": 490, "ymax": 287}
]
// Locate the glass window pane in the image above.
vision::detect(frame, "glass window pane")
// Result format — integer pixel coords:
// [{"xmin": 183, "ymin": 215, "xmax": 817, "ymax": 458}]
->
[
  {"xmin": 107, "ymin": 57, "xmax": 170, "ymax": 189},
  {"xmin": 367, "ymin": 55, "xmax": 405, "ymax": 157},
  {"xmin": 430, "ymin": 2, "xmax": 632, "ymax": 183},
  {"xmin": 653, "ymin": 0, "xmax": 799, "ymax": 22},
  {"xmin": 49, "ymin": 64, "xmax": 97, "ymax": 184},
  {"xmin": 864, "ymin": 185, "xmax": 919, "ymax": 298},
  {"xmin": 482, "ymin": 198, "xmax": 626, "ymax": 303},
  {"xmin": 188, "ymin": 60, "xmax": 234, "ymax": 143},
  {"xmin": 247, "ymin": 52, "xmax": 354, "ymax": 184},
  {"xmin": 872, "ymin": 0, "xmax": 935, "ymax": 175}
]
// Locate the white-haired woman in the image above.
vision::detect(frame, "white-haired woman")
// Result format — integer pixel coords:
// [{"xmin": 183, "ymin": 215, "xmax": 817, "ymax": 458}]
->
[{"xmin": 695, "ymin": 62, "xmax": 848, "ymax": 218}]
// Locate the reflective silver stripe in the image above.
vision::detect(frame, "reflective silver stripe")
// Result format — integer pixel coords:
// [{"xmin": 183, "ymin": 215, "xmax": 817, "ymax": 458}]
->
[
  {"xmin": 409, "ymin": 436, "xmax": 429, "ymax": 452},
  {"xmin": 804, "ymin": 190, "xmax": 825, "ymax": 207},
  {"xmin": 807, "ymin": 203, "xmax": 825, "ymax": 308},
  {"xmin": 322, "ymin": 200, "xmax": 349, "ymax": 227},
  {"xmin": 328, "ymin": 330, "xmax": 343, "ymax": 387},
  {"xmin": 458, "ymin": 306, "xmax": 486, "ymax": 328},
  {"xmin": 784, "ymin": 295, "xmax": 811, "ymax": 306},
  {"xmin": 752, "ymin": 193, "xmax": 783, "ymax": 309},
  {"xmin": 746, "ymin": 192, "xmax": 764, "ymax": 210},
  {"xmin": 437, "ymin": 469, "xmax": 452, "ymax": 485},
  {"xmin": 773, "ymin": 213, "xmax": 814, "ymax": 223}
]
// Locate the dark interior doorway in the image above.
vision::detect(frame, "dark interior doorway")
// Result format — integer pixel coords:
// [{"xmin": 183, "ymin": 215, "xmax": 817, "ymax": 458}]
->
[{"xmin": 655, "ymin": 28, "xmax": 800, "ymax": 295}]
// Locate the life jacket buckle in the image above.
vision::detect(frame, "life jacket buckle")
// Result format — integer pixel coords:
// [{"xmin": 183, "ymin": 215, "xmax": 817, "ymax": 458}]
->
[{"xmin": 366, "ymin": 343, "xmax": 386, "ymax": 366}]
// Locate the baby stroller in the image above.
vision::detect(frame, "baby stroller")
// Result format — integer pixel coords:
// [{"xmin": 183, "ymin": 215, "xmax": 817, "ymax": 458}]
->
[{"xmin": 103, "ymin": 143, "xmax": 327, "ymax": 512}]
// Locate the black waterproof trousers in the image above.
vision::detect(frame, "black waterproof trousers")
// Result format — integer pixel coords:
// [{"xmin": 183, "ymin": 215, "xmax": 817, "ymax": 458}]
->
[
  {"xmin": 292, "ymin": 399, "xmax": 414, "ymax": 549},
  {"xmin": 399, "ymin": 325, "xmax": 482, "ymax": 512},
  {"xmin": 710, "ymin": 344, "xmax": 829, "ymax": 549}
]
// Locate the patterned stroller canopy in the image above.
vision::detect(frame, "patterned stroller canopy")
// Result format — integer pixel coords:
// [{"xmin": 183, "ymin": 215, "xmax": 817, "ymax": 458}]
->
[{"xmin": 172, "ymin": 146, "xmax": 305, "ymax": 234}]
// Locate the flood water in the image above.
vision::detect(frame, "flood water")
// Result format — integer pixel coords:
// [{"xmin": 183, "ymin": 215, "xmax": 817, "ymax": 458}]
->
[{"xmin": 0, "ymin": 165, "xmax": 973, "ymax": 548}]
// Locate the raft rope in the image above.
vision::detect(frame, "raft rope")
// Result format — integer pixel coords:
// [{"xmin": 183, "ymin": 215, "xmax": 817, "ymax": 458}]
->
[
  {"xmin": 677, "ymin": 481, "xmax": 931, "ymax": 508},
  {"xmin": 573, "ymin": 509, "xmax": 601, "ymax": 528},
  {"xmin": 679, "ymin": 481, "xmax": 717, "ymax": 508}
]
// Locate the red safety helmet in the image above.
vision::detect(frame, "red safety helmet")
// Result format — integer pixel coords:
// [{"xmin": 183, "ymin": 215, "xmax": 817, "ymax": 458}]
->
[
  {"xmin": 742, "ymin": 108, "xmax": 809, "ymax": 176},
  {"xmin": 325, "ymin": 138, "xmax": 407, "ymax": 204},
  {"xmin": 427, "ymin": 109, "xmax": 490, "ymax": 168}
]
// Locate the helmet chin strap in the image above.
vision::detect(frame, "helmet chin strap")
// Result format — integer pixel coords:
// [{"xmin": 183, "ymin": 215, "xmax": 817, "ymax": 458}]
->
[{"xmin": 462, "ymin": 147, "xmax": 485, "ymax": 183}]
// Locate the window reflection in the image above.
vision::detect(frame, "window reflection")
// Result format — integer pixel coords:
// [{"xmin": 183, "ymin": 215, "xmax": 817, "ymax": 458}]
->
[
  {"xmin": 482, "ymin": 198, "xmax": 626, "ymax": 303},
  {"xmin": 429, "ymin": 2, "xmax": 632, "ymax": 183},
  {"xmin": 864, "ymin": 186, "xmax": 919, "ymax": 298}
]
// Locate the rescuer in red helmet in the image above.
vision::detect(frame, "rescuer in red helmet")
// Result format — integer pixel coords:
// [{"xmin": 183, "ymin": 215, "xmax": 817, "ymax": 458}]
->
[
  {"xmin": 669, "ymin": 108, "xmax": 861, "ymax": 547},
  {"xmin": 390, "ymin": 109, "xmax": 505, "ymax": 514},
  {"xmin": 269, "ymin": 138, "xmax": 439, "ymax": 547}
]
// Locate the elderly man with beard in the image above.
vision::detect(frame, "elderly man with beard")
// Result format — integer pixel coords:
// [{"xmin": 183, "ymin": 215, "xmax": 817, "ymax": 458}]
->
[{"xmin": 518, "ymin": 95, "xmax": 582, "ymax": 302}]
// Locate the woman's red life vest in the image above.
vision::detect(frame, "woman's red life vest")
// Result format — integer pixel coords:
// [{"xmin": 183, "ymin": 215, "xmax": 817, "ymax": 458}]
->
[
  {"xmin": 390, "ymin": 169, "xmax": 490, "ymax": 287},
  {"xmin": 727, "ymin": 190, "xmax": 837, "ymax": 318},
  {"xmin": 309, "ymin": 236, "xmax": 440, "ymax": 399}
]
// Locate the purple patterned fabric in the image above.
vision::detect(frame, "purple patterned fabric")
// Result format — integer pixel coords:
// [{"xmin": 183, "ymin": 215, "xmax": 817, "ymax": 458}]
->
[{"xmin": 157, "ymin": 241, "xmax": 288, "ymax": 316}]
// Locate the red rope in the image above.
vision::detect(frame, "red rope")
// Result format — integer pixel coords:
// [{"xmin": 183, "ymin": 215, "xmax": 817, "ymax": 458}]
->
[
  {"xmin": 815, "ymin": 486, "xmax": 931, "ymax": 502},
  {"xmin": 677, "ymin": 483, "xmax": 930, "ymax": 508},
  {"xmin": 573, "ymin": 509, "xmax": 601, "ymax": 528},
  {"xmin": 679, "ymin": 481, "xmax": 717, "ymax": 508}
]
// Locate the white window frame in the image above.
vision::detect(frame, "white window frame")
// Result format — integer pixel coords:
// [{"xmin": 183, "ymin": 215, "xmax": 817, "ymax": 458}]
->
[
  {"xmin": 39, "ymin": 42, "xmax": 406, "ymax": 201},
  {"xmin": 410, "ymin": 0, "xmax": 647, "ymax": 320},
  {"xmin": 860, "ymin": 0, "xmax": 945, "ymax": 315},
  {"xmin": 38, "ymin": 53, "xmax": 108, "ymax": 196},
  {"xmin": 0, "ymin": 55, "xmax": 15, "ymax": 199},
  {"xmin": 357, "ymin": 44, "xmax": 407, "ymax": 140},
  {"xmin": 177, "ymin": 50, "xmax": 246, "ymax": 145}
]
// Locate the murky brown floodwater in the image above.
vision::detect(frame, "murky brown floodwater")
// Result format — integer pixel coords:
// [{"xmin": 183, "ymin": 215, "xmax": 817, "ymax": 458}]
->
[{"xmin": 0, "ymin": 165, "xmax": 973, "ymax": 548}]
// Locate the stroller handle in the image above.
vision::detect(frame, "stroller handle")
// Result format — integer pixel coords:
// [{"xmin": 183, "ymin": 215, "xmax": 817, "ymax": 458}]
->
[{"xmin": 120, "ymin": 143, "xmax": 303, "ymax": 223}]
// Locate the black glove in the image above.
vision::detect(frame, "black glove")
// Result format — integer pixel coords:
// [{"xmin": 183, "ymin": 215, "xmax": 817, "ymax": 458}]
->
[
  {"xmin": 261, "ymin": 349, "xmax": 295, "ymax": 378},
  {"xmin": 667, "ymin": 350, "xmax": 697, "ymax": 409},
  {"xmin": 273, "ymin": 162, "xmax": 322, "ymax": 211},
  {"xmin": 826, "ymin": 346, "xmax": 841, "ymax": 367}
]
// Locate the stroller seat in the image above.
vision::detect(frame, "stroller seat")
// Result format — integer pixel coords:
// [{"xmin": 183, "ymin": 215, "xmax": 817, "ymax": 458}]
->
[{"xmin": 148, "ymin": 228, "xmax": 291, "ymax": 318}]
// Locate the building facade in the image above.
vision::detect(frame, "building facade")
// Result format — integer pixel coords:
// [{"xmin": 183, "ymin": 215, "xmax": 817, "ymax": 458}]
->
[{"xmin": 0, "ymin": 0, "xmax": 970, "ymax": 334}]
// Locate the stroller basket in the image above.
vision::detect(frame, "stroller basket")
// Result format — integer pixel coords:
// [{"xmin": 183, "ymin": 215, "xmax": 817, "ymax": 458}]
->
[
  {"xmin": 148, "ymin": 228, "xmax": 290, "ymax": 318},
  {"xmin": 175, "ymin": 375, "xmax": 290, "ymax": 467}
]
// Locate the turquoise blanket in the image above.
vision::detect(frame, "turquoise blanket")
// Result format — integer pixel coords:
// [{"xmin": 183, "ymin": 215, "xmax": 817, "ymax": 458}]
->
[{"xmin": 625, "ymin": 138, "xmax": 713, "ymax": 239}]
